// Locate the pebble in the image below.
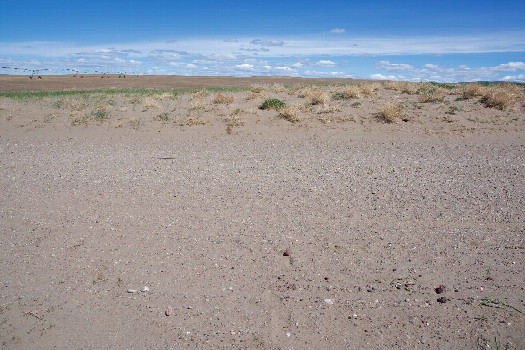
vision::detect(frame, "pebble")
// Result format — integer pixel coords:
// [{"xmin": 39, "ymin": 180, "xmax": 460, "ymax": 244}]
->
[
  {"xmin": 127, "ymin": 289, "xmax": 138, "ymax": 293},
  {"xmin": 324, "ymin": 299, "xmax": 334, "ymax": 305},
  {"xmin": 420, "ymin": 337, "xmax": 426, "ymax": 344},
  {"xmin": 141, "ymin": 286, "xmax": 150, "ymax": 292},
  {"xmin": 165, "ymin": 306, "xmax": 173, "ymax": 316}
]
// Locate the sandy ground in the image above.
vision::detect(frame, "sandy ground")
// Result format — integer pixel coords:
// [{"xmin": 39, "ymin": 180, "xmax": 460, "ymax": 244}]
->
[{"xmin": 0, "ymin": 77, "xmax": 524, "ymax": 349}]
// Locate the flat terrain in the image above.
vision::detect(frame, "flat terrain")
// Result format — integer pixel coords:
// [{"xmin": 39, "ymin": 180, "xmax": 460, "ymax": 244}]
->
[{"xmin": 1, "ymin": 76, "xmax": 524, "ymax": 349}]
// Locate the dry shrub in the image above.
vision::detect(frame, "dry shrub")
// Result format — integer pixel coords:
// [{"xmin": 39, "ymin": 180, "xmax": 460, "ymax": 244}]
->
[
  {"xmin": 317, "ymin": 104, "xmax": 341, "ymax": 114},
  {"xmin": 482, "ymin": 86, "xmax": 521, "ymax": 110},
  {"xmin": 250, "ymin": 85, "xmax": 265, "ymax": 93},
  {"xmin": 245, "ymin": 91, "xmax": 260, "ymax": 100},
  {"xmin": 418, "ymin": 87, "xmax": 446, "ymax": 103},
  {"xmin": 383, "ymin": 81, "xmax": 403, "ymax": 91},
  {"xmin": 191, "ymin": 89, "xmax": 209, "ymax": 100},
  {"xmin": 224, "ymin": 115, "xmax": 245, "ymax": 127},
  {"xmin": 190, "ymin": 98, "xmax": 205, "ymax": 110},
  {"xmin": 279, "ymin": 104, "xmax": 302, "ymax": 123},
  {"xmin": 341, "ymin": 85, "xmax": 361, "ymax": 99},
  {"xmin": 212, "ymin": 93, "xmax": 234, "ymax": 104},
  {"xmin": 310, "ymin": 90, "xmax": 330, "ymax": 105},
  {"xmin": 359, "ymin": 83, "xmax": 380, "ymax": 96},
  {"xmin": 142, "ymin": 96, "xmax": 159, "ymax": 109},
  {"xmin": 270, "ymin": 83, "xmax": 286, "ymax": 93},
  {"xmin": 459, "ymin": 83, "xmax": 487, "ymax": 99},
  {"xmin": 378, "ymin": 100, "xmax": 402, "ymax": 123},
  {"xmin": 186, "ymin": 117, "xmax": 209, "ymax": 126}
]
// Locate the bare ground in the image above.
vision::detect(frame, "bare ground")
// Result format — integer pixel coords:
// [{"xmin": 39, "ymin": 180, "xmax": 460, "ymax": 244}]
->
[{"xmin": 0, "ymin": 76, "xmax": 524, "ymax": 349}]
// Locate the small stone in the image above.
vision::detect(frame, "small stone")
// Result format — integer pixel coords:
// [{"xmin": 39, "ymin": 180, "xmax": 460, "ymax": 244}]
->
[
  {"xmin": 283, "ymin": 249, "xmax": 291, "ymax": 257},
  {"xmin": 127, "ymin": 289, "xmax": 137, "ymax": 293},
  {"xmin": 141, "ymin": 286, "xmax": 150, "ymax": 292},
  {"xmin": 437, "ymin": 297, "xmax": 448, "ymax": 303},
  {"xmin": 324, "ymin": 299, "xmax": 334, "ymax": 305},
  {"xmin": 420, "ymin": 337, "xmax": 426, "ymax": 344},
  {"xmin": 165, "ymin": 306, "xmax": 173, "ymax": 316},
  {"xmin": 435, "ymin": 285, "xmax": 446, "ymax": 294}
]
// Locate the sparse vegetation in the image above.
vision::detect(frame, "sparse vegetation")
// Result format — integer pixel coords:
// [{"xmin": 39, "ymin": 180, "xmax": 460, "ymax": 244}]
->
[
  {"xmin": 213, "ymin": 93, "xmax": 234, "ymax": 104},
  {"xmin": 259, "ymin": 98, "xmax": 286, "ymax": 110},
  {"xmin": 377, "ymin": 100, "xmax": 402, "ymax": 123},
  {"xmin": 279, "ymin": 104, "xmax": 302, "ymax": 123}
]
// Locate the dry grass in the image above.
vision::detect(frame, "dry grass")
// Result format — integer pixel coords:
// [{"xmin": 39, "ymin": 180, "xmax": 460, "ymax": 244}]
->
[
  {"xmin": 384, "ymin": 81, "xmax": 421, "ymax": 94},
  {"xmin": 418, "ymin": 87, "xmax": 446, "ymax": 103},
  {"xmin": 309, "ymin": 90, "xmax": 330, "ymax": 105},
  {"xmin": 341, "ymin": 85, "xmax": 361, "ymax": 99},
  {"xmin": 224, "ymin": 114, "xmax": 245, "ymax": 128},
  {"xmin": 191, "ymin": 89, "xmax": 209, "ymax": 100},
  {"xmin": 378, "ymin": 100, "xmax": 402, "ymax": 123},
  {"xmin": 142, "ymin": 96, "xmax": 159, "ymax": 109},
  {"xmin": 359, "ymin": 83, "xmax": 381, "ymax": 96},
  {"xmin": 250, "ymin": 85, "xmax": 266, "ymax": 93},
  {"xmin": 279, "ymin": 104, "xmax": 302, "ymax": 123},
  {"xmin": 212, "ymin": 93, "xmax": 234, "ymax": 104},
  {"xmin": 481, "ymin": 86, "xmax": 521, "ymax": 110}
]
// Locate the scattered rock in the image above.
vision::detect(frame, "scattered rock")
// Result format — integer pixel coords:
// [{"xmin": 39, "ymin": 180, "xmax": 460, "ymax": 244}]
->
[
  {"xmin": 141, "ymin": 286, "xmax": 150, "ymax": 292},
  {"xmin": 127, "ymin": 289, "xmax": 138, "ymax": 293},
  {"xmin": 165, "ymin": 306, "xmax": 173, "ymax": 316},
  {"xmin": 437, "ymin": 297, "xmax": 448, "ymax": 303},
  {"xmin": 435, "ymin": 285, "xmax": 446, "ymax": 294}
]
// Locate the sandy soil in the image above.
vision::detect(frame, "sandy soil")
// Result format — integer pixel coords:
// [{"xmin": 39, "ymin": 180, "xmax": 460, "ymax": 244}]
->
[{"xmin": 0, "ymin": 76, "xmax": 524, "ymax": 349}]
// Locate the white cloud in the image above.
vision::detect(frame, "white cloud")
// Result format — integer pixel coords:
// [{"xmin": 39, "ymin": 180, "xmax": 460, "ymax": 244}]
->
[
  {"xmin": 330, "ymin": 28, "xmax": 346, "ymax": 34},
  {"xmin": 502, "ymin": 74, "xmax": 525, "ymax": 82},
  {"xmin": 370, "ymin": 73, "xmax": 397, "ymax": 80},
  {"xmin": 235, "ymin": 63, "xmax": 254, "ymax": 70},
  {"xmin": 251, "ymin": 39, "xmax": 284, "ymax": 47},
  {"xmin": 376, "ymin": 60, "xmax": 414, "ymax": 71},
  {"xmin": 315, "ymin": 60, "xmax": 337, "ymax": 67}
]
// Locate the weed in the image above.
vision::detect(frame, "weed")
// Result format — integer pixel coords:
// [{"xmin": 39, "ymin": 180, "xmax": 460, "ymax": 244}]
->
[
  {"xmin": 224, "ymin": 115, "xmax": 245, "ymax": 127},
  {"xmin": 191, "ymin": 89, "xmax": 209, "ymax": 100},
  {"xmin": 154, "ymin": 113, "xmax": 171, "ymax": 122},
  {"xmin": 43, "ymin": 114, "xmax": 56, "ymax": 123},
  {"xmin": 212, "ymin": 93, "xmax": 234, "ymax": 104},
  {"xmin": 351, "ymin": 102, "xmax": 361, "ymax": 107},
  {"xmin": 232, "ymin": 108, "xmax": 244, "ymax": 115},
  {"xmin": 129, "ymin": 118, "xmax": 143, "ymax": 129},
  {"xmin": 92, "ymin": 109, "xmax": 110, "ymax": 121},
  {"xmin": 279, "ymin": 104, "xmax": 302, "ymax": 123},
  {"xmin": 481, "ymin": 87, "xmax": 520, "ymax": 110},
  {"xmin": 378, "ymin": 100, "xmax": 402, "ymax": 123},
  {"xmin": 419, "ymin": 88, "xmax": 445, "ymax": 103},
  {"xmin": 142, "ymin": 96, "xmax": 159, "ymax": 109},
  {"xmin": 341, "ymin": 85, "xmax": 361, "ymax": 99},
  {"xmin": 445, "ymin": 106, "xmax": 460, "ymax": 115},
  {"xmin": 259, "ymin": 98, "xmax": 286, "ymax": 110},
  {"xmin": 478, "ymin": 298, "xmax": 523, "ymax": 314},
  {"xmin": 310, "ymin": 90, "xmax": 330, "ymax": 105},
  {"xmin": 455, "ymin": 97, "xmax": 466, "ymax": 101},
  {"xmin": 52, "ymin": 99, "xmax": 66, "ymax": 109}
]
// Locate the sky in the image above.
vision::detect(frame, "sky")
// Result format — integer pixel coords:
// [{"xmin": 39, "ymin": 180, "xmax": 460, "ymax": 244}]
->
[{"xmin": 1, "ymin": 0, "xmax": 524, "ymax": 82}]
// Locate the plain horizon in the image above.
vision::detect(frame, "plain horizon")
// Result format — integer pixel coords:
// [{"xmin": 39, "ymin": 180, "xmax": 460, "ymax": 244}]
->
[{"xmin": 1, "ymin": 0, "xmax": 524, "ymax": 83}]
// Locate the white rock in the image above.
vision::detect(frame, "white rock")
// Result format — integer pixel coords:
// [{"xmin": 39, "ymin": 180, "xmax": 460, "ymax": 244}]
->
[
  {"xmin": 127, "ymin": 289, "xmax": 137, "ymax": 293},
  {"xmin": 324, "ymin": 299, "xmax": 334, "ymax": 305},
  {"xmin": 141, "ymin": 286, "xmax": 150, "ymax": 292}
]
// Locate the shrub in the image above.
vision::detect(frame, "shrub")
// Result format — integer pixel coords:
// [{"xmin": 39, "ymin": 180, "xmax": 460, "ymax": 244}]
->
[
  {"xmin": 341, "ymin": 85, "xmax": 361, "ymax": 99},
  {"xmin": 259, "ymin": 98, "xmax": 286, "ymax": 110},
  {"xmin": 279, "ymin": 104, "xmax": 301, "ymax": 123},
  {"xmin": 378, "ymin": 100, "xmax": 402, "ymax": 123},
  {"xmin": 213, "ymin": 93, "xmax": 234, "ymax": 104},
  {"xmin": 310, "ymin": 90, "xmax": 330, "ymax": 105},
  {"xmin": 481, "ymin": 87, "xmax": 520, "ymax": 110}
]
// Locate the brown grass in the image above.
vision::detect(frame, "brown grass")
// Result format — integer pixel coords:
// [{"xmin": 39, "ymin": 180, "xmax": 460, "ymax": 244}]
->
[
  {"xmin": 481, "ymin": 86, "xmax": 521, "ymax": 110},
  {"xmin": 378, "ymin": 100, "xmax": 402, "ymax": 123},
  {"xmin": 213, "ymin": 93, "xmax": 234, "ymax": 104},
  {"xmin": 279, "ymin": 104, "xmax": 302, "ymax": 123},
  {"xmin": 341, "ymin": 85, "xmax": 361, "ymax": 99}
]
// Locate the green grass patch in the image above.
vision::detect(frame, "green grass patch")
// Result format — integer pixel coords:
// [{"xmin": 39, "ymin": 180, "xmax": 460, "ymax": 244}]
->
[{"xmin": 259, "ymin": 98, "xmax": 286, "ymax": 110}]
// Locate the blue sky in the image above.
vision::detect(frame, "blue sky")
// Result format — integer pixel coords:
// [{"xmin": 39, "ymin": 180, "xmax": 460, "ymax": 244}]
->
[{"xmin": 1, "ymin": 0, "xmax": 524, "ymax": 82}]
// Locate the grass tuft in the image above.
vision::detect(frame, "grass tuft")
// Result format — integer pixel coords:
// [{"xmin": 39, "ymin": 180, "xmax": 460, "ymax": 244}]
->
[
  {"xmin": 259, "ymin": 98, "xmax": 286, "ymax": 110},
  {"xmin": 377, "ymin": 100, "xmax": 402, "ymax": 123}
]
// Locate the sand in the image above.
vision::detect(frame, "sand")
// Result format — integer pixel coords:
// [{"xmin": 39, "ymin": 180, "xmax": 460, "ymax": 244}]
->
[{"xmin": 0, "ymin": 76, "xmax": 524, "ymax": 349}]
